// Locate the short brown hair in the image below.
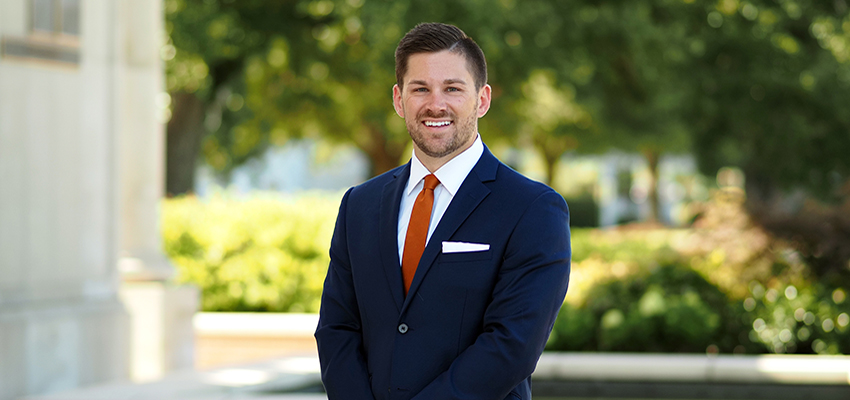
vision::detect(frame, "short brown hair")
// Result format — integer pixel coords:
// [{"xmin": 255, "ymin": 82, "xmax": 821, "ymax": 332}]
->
[{"xmin": 394, "ymin": 23, "xmax": 488, "ymax": 91}]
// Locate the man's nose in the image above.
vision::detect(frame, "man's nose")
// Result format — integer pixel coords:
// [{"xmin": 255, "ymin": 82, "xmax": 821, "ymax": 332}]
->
[{"xmin": 424, "ymin": 91, "xmax": 448, "ymax": 112}]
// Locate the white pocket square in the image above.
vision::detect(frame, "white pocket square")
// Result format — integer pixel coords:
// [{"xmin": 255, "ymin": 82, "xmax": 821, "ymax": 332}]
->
[{"xmin": 442, "ymin": 241, "xmax": 490, "ymax": 253}]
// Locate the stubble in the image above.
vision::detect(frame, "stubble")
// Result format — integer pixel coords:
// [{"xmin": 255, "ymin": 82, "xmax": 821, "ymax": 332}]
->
[{"xmin": 406, "ymin": 102, "xmax": 478, "ymax": 159}]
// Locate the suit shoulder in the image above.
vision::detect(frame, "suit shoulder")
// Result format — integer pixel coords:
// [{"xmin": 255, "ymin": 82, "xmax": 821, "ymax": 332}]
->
[
  {"xmin": 494, "ymin": 162, "xmax": 560, "ymax": 199},
  {"xmin": 347, "ymin": 164, "xmax": 407, "ymax": 198},
  {"xmin": 491, "ymin": 163, "xmax": 570, "ymax": 234}
]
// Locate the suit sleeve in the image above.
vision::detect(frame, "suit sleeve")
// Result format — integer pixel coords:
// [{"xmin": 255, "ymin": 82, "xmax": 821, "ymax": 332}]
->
[
  {"xmin": 314, "ymin": 188, "xmax": 376, "ymax": 400},
  {"xmin": 412, "ymin": 190, "xmax": 571, "ymax": 400}
]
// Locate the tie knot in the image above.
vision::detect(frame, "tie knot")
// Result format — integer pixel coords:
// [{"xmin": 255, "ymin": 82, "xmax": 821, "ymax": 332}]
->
[{"xmin": 423, "ymin": 174, "xmax": 440, "ymax": 190}]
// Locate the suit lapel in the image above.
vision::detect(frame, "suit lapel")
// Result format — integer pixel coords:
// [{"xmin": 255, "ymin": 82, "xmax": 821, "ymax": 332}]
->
[
  {"xmin": 379, "ymin": 164, "xmax": 409, "ymax": 313},
  {"xmin": 402, "ymin": 146, "xmax": 499, "ymax": 311}
]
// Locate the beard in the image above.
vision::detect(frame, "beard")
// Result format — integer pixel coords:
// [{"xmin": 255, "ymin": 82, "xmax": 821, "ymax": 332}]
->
[{"xmin": 406, "ymin": 103, "xmax": 478, "ymax": 159}]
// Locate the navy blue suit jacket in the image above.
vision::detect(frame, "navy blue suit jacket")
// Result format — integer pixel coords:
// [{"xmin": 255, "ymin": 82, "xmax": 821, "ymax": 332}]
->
[{"xmin": 315, "ymin": 146, "xmax": 571, "ymax": 400}]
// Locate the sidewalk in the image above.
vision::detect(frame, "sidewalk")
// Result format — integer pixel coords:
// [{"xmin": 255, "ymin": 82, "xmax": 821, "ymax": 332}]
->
[
  {"xmin": 27, "ymin": 351, "xmax": 850, "ymax": 400},
  {"xmin": 25, "ymin": 356, "xmax": 326, "ymax": 400}
]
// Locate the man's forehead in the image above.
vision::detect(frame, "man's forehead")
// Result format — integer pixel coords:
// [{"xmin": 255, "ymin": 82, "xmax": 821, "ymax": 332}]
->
[{"xmin": 403, "ymin": 51, "xmax": 474, "ymax": 83}]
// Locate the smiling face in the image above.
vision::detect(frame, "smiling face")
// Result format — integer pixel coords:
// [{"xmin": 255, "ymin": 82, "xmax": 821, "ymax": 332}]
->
[{"xmin": 393, "ymin": 50, "xmax": 491, "ymax": 172}]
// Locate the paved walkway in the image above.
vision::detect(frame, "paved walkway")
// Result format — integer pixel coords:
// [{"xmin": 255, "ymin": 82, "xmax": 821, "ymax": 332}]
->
[
  {"xmin": 25, "ymin": 356, "xmax": 327, "ymax": 400},
  {"xmin": 28, "ymin": 352, "xmax": 850, "ymax": 400}
]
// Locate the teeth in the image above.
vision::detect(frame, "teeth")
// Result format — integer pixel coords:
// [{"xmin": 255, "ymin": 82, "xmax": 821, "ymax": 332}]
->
[{"xmin": 424, "ymin": 121, "xmax": 451, "ymax": 127}]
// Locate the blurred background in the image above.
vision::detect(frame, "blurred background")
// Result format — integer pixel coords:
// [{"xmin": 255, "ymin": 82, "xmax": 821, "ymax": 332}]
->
[
  {"xmin": 1, "ymin": 0, "xmax": 850, "ymax": 399},
  {"xmin": 162, "ymin": 0, "xmax": 850, "ymax": 352}
]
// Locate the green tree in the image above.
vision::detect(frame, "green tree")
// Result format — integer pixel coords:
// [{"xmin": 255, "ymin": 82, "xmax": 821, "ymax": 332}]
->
[
  {"xmin": 552, "ymin": 1, "xmax": 695, "ymax": 222},
  {"xmin": 519, "ymin": 0, "xmax": 849, "ymax": 221},
  {"xmin": 164, "ymin": 0, "xmax": 850, "ymax": 216},
  {"xmin": 681, "ymin": 1, "xmax": 850, "ymax": 276},
  {"xmin": 164, "ymin": 0, "xmax": 352, "ymax": 195},
  {"xmin": 684, "ymin": 0, "xmax": 850, "ymax": 202}
]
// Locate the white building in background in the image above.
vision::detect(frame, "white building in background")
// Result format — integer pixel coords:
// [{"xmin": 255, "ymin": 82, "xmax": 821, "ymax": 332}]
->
[
  {"xmin": 195, "ymin": 139, "xmax": 370, "ymax": 196},
  {"xmin": 0, "ymin": 1, "xmax": 195, "ymax": 399},
  {"xmin": 197, "ymin": 140, "xmax": 700, "ymax": 228},
  {"xmin": 509, "ymin": 147, "xmax": 702, "ymax": 228},
  {"xmin": 595, "ymin": 152, "xmax": 699, "ymax": 227}
]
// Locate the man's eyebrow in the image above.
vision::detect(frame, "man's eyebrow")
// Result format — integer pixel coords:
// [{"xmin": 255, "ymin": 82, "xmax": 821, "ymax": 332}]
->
[
  {"xmin": 406, "ymin": 79, "xmax": 469, "ymax": 86},
  {"xmin": 444, "ymin": 79, "xmax": 468, "ymax": 85}
]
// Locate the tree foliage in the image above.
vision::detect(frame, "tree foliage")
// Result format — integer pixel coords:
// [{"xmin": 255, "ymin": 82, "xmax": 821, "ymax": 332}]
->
[
  {"xmin": 682, "ymin": 0, "xmax": 850, "ymax": 201},
  {"xmin": 165, "ymin": 0, "xmax": 850, "ymax": 208}
]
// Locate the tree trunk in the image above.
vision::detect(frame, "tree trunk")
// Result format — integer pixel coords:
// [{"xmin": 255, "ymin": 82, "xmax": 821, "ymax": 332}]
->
[
  {"xmin": 643, "ymin": 149, "xmax": 661, "ymax": 223},
  {"xmin": 356, "ymin": 126, "xmax": 406, "ymax": 178},
  {"xmin": 541, "ymin": 146, "xmax": 559, "ymax": 187},
  {"xmin": 533, "ymin": 133, "xmax": 570, "ymax": 187},
  {"xmin": 166, "ymin": 92, "xmax": 206, "ymax": 196}
]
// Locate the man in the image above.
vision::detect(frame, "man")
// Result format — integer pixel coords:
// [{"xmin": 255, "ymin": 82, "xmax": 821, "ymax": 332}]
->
[{"xmin": 315, "ymin": 23, "xmax": 570, "ymax": 400}]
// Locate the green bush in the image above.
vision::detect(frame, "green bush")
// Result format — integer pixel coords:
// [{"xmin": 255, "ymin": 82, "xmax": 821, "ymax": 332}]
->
[
  {"xmin": 547, "ymin": 263, "xmax": 756, "ymax": 353},
  {"xmin": 546, "ymin": 303, "xmax": 596, "ymax": 351},
  {"xmin": 552, "ymin": 225, "xmax": 850, "ymax": 355},
  {"xmin": 160, "ymin": 192, "xmax": 850, "ymax": 355},
  {"xmin": 566, "ymin": 228, "xmax": 685, "ymax": 308},
  {"xmin": 563, "ymin": 193, "xmax": 599, "ymax": 228},
  {"xmin": 742, "ymin": 282, "xmax": 850, "ymax": 354},
  {"xmin": 162, "ymin": 192, "xmax": 339, "ymax": 312}
]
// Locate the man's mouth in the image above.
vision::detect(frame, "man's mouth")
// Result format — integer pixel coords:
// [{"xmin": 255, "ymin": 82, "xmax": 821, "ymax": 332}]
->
[{"xmin": 423, "ymin": 121, "xmax": 452, "ymax": 127}]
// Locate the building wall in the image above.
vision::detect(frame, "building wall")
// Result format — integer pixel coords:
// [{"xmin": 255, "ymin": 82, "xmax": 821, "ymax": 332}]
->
[{"xmin": 0, "ymin": 0, "xmax": 171, "ymax": 398}]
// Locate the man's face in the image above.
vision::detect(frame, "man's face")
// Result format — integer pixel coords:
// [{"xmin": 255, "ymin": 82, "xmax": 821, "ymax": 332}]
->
[{"xmin": 393, "ymin": 50, "xmax": 491, "ymax": 165}]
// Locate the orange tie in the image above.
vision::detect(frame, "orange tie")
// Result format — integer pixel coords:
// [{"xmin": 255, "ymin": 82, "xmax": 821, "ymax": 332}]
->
[{"xmin": 402, "ymin": 174, "xmax": 440, "ymax": 296}]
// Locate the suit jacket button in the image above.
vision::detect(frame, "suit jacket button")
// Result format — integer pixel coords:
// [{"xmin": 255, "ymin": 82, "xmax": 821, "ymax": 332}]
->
[{"xmin": 398, "ymin": 323, "xmax": 409, "ymax": 334}]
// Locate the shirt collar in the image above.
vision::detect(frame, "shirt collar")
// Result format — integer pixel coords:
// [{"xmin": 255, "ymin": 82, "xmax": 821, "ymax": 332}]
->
[{"xmin": 407, "ymin": 134, "xmax": 484, "ymax": 196}]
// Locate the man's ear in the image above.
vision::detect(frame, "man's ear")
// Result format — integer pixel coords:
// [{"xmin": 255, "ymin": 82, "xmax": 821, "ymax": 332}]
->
[
  {"xmin": 477, "ymin": 84, "xmax": 492, "ymax": 118},
  {"xmin": 392, "ymin": 84, "xmax": 405, "ymax": 118}
]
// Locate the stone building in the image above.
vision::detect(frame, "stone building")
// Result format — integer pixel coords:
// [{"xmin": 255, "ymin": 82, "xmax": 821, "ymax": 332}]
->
[{"xmin": 0, "ymin": 1, "xmax": 195, "ymax": 399}]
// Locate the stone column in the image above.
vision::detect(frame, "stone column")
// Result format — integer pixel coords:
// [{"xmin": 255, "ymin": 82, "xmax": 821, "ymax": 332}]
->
[
  {"xmin": 110, "ymin": 0, "xmax": 199, "ymax": 383},
  {"xmin": 0, "ymin": 1, "xmax": 130, "ymax": 399}
]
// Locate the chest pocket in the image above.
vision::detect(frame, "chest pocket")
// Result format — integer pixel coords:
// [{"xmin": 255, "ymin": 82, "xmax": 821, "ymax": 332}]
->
[
  {"xmin": 435, "ymin": 248, "xmax": 495, "ymax": 296},
  {"xmin": 438, "ymin": 249, "xmax": 492, "ymax": 263}
]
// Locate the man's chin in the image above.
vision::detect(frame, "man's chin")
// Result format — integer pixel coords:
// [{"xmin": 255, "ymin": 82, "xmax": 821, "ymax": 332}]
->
[
  {"xmin": 417, "ymin": 144, "xmax": 454, "ymax": 159},
  {"xmin": 410, "ymin": 127, "xmax": 477, "ymax": 160}
]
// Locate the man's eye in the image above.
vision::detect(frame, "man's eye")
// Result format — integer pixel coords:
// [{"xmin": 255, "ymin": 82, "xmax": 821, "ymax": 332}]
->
[
  {"xmin": 413, "ymin": 88, "xmax": 428, "ymax": 92},
  {"xmin": 446, "ymin": 87, "xmax": 459, "ymax": 92}
]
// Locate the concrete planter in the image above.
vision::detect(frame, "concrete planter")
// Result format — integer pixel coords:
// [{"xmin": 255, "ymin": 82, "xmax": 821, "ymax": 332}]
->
[{"xmin": 193, "ymin": 312, "xmax": 319, "ymax": 369}]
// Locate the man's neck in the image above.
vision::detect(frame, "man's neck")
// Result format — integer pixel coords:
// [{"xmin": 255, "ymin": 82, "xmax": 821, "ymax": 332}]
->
[{"xmin": 414, "ymin": 139, "xmax": 477, "ymax": 173}]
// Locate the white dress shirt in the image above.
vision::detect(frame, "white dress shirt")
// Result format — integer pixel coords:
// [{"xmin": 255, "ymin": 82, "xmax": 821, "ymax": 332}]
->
[{"xmin": 397, "ymin": 134, "xmax": 484, "ymax": 264}]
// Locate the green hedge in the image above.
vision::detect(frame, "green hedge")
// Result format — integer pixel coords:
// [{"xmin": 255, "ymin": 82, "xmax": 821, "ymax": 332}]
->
[
  {"xmin": 546, "ymin": 226, "xmax": 850, "ymax": 355},
  {"xmin": 742, "ymin": 281, "xmax": 850, "ymax": 354},
  {"xmin": 162, "ymin": 192, "xmax": 339, "ymax": 312},
  {"xmin": 547, "ymin": 263, "xmax": 756, "ymax": 353},
  {"xmin": 162, "ymin": 192, "xmax": 849, "ymax": 354}
]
